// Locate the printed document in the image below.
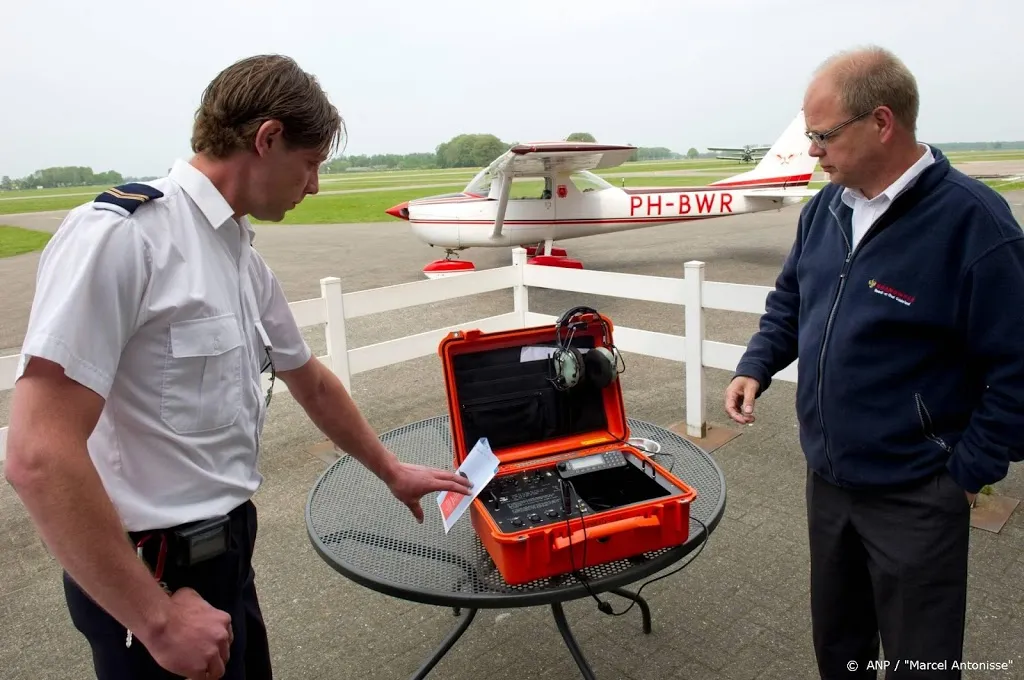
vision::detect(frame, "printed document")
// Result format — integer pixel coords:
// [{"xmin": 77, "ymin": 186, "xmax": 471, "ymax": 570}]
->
[{"xmin": 437, "ymin": 437, "xmax": 499, "ymax": 533}]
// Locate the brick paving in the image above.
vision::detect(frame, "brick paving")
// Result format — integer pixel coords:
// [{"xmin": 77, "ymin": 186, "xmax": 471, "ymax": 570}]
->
[{"xmin": 3, "ymin": 191, "xmax": 1023, "ymax": 678}]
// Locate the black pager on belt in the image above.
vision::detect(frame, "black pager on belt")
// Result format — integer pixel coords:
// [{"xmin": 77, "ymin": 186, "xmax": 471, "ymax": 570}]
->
[{"xmin": 172, "ymin": 515, "xmax": 230, "ymax": 567}]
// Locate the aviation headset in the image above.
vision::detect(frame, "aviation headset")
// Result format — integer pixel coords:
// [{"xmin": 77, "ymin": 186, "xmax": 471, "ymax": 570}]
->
[{"xmin": 549, "ymin": 305, "xmax": 623, "ymax": 391}]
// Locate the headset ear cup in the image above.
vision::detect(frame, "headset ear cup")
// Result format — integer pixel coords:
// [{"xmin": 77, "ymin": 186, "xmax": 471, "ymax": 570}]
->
[
  {"xmin": 556, "ymin": 347, "xmax": 584, "ymax": 389},
  {"xmin": 584, "ymin": 347, "xmax": 617, "ymax": 388}
]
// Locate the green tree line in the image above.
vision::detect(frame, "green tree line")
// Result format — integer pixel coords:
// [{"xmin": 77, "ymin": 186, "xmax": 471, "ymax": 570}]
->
[
  {"xmin": 0, "ymin": 166, "xmax": 142, "ymax": 191},
  {"xmin": 321, "ymin": 132, "xmax": 688, "ymax": 172},
  {"xmin": 7, "ymin": 136, "xmax": 1022, "ymax": 190}
]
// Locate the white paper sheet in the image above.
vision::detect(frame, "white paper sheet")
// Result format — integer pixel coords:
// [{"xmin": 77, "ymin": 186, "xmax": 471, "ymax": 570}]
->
[{"xmin": 436, "ymin": 437, "xmax": 500, "ymax": 533}]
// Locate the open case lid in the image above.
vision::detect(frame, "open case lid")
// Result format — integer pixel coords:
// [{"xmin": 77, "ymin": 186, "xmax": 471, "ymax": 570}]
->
[{"xmin": 437, "ymin": 309, "xmax": 629, "ymax": 466}]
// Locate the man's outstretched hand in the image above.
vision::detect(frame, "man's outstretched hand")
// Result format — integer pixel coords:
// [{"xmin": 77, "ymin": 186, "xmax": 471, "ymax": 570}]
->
[
  {"xmin": 725, "ymin": 376, "xmax": 761, "ymax": 425},
  {"xmin": 385, "ymin": 461, "xmax": 473, "ymax": 522}
]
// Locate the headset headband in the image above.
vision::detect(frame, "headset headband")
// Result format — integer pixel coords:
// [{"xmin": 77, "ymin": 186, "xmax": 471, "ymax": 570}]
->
[{"xmin": 555, "ymin": 306, "xmax": 600, "ymax": 343}]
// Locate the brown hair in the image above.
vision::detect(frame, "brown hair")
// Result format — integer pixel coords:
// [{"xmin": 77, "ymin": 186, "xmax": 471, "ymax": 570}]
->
[
  {"xmin": 191, "ymin": 54, "xmax": 346, "ymax": 159},
  {"xmin": 815, "ymin": 46, "xmax": 920, "ymax": 133}
]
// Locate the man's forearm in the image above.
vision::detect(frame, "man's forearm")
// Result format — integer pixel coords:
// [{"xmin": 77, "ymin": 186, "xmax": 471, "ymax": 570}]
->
[
  {"xmin": 291, "ymin": 361, "xmax": 401, "ymax": 483},
  {"xmin": 5, "ymin": 441, "xmax": 171, "ymax": 641}
]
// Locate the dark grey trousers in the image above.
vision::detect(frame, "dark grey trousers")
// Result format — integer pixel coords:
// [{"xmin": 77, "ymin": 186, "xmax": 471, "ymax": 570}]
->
[{"xmin": 806, "ymin": 467, "xmax": 971, "ymax": 679}]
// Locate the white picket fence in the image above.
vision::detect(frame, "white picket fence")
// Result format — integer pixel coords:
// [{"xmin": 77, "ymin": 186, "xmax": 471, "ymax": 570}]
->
[{"xmin": 0, "ymin": 247, "xmax": 797, "ymax": 462}]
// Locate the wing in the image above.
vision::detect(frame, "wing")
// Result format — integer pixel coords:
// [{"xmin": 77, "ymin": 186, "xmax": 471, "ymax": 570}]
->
[
  {"xmin": 483, "ymin": 142, "xmax": 636, "ymax": 239},
  {"xmin": 498, "ymin": 142, "xmax": 637, "ymax": 177}
]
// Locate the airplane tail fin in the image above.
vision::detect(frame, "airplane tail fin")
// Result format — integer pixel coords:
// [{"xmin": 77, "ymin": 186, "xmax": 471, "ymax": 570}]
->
[{"xmin": 709, "ymin": 110, "xmax": 818, "ymax": 190}]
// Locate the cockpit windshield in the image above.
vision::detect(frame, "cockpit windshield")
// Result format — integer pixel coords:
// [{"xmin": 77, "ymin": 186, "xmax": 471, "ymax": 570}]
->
[{"xmin": 464, "ymin": 166, "xmax": 495, "ymax": 196}]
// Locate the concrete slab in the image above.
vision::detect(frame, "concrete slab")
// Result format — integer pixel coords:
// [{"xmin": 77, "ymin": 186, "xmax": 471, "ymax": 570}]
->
[
  {"xmin": 307, "ymin": 440, "xmax": 343, "ymax": 465},
  {"xmin": 971, "ymin": 493, "xmax": 1021, "ymax": 534},
  {"xmin": 668, "ymin": 420, "xmax": 745, "ymax": 453}
]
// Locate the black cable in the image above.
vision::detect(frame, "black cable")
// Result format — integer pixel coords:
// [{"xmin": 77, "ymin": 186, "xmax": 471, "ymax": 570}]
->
[
  {"xmin": 562, "ymin": 479, "xmax": 605, "ymax": 609},
  {"xmin": 600, "ymin": 514, "xmax": 710, "ymax": 618},
  {"xmin": 562, "ymin": 477, "xmax": 710, "ymax": 617}
]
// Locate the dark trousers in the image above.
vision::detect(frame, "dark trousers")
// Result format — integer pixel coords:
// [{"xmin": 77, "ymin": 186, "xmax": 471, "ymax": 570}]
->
[
  {"xmin": 63, "ymin": 500, "xmax": 272, "ymax": 679},
  {"xmin": 806, "ymin": 467, "xmax": 970, "ymax": 679}
]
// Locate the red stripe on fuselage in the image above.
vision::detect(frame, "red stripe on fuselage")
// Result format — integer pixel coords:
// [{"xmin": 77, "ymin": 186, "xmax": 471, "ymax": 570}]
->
[
  {"xmin": 410, "ymin": 215, "xmax": 723, "ymax": 227},
  {"xmin": 623, "ymin": 180, "xmax": 806, "ymax": 194},
  {"xmin": 707, "ymin": 173, "xmax": 813, "ymax": 188}
]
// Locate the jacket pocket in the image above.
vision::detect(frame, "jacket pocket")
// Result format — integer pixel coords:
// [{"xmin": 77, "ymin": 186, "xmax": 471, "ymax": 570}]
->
[
  {"xmin": 161, "ymin": 314, "xmax": 244, "ymax": 435},
  {"xmin": 914, "ymin": 392, "xmax": 952, "ymax": 453}
]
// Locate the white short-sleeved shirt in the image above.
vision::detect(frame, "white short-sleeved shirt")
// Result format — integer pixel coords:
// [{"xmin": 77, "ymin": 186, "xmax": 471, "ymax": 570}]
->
[{"xmin": 16, "ymin": 159, "xmax": 312, "ymax": 531}]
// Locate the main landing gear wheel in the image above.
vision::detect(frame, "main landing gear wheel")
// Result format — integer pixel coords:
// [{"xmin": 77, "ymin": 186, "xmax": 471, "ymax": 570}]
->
[
  {"xmin": 527, "ymin": 255, "xmax": 583, "ymax": 269},
  {"xmin": 525, "ymin": 240, "xmax": 582, "ymax": 269},
  {"xmin": 525, "ymin": 245, "xmax": 568, "ymax": 257},
  {"xmin": 423, "ymin": 249, "xmax": 475, "ymax": 279}
]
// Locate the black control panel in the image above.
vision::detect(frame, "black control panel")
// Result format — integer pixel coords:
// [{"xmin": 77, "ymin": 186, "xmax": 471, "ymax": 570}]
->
[
  {"xmin": 480, "ymin": 466, "xmax": 584, "ymax": 532},
  {"xmin": 480, "ymin": 449, "xmax": 641, "ymax": 533}
]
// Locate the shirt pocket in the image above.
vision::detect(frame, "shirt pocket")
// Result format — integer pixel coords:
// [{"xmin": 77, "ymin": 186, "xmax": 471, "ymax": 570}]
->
[{"xmin": 160, "ymin": 313, "xmax": 244, "ymax": 435}]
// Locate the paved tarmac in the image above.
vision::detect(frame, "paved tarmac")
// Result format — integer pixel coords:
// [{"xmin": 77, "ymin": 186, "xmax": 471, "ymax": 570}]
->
[{"xmin": 1, "ymin": 187, "xmax": 1023, "ymax": 679}]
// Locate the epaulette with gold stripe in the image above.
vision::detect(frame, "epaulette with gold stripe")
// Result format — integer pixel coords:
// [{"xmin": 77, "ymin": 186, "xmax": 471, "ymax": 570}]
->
[{"xmin": 92, "ymin": 183, "xmax": 164, "ymax": 216}]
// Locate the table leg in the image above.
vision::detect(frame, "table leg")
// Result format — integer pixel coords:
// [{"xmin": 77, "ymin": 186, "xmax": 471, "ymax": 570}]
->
[
  {"xmin": 607, "ymin": 588, "xmax": 652, "ymax": 634},
  {"xmin": 551, "ymin": 602, "xmax": 598, "ymax": 680},
  {"xmin": 409, "ymin": 608, "xmax": 477, "ymax": 680}
]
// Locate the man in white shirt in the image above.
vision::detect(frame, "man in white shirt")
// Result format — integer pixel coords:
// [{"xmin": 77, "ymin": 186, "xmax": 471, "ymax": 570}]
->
[
  {"xmin": 4, "ymin": 54, "xmax": 471, "ymax": 680},
  {"xmin": 725, "ymin": 46, "xmax": 1024, "ymax": 678}
]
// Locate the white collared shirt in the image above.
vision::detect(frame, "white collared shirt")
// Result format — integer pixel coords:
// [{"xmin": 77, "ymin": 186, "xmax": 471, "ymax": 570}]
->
[
  {"xmin": 16, "ymin": 159, "xmax": 312, "ymax": 531},
  {"xmin": 841, "ymin": 143, "xmax": 936, "ymax": 249}
]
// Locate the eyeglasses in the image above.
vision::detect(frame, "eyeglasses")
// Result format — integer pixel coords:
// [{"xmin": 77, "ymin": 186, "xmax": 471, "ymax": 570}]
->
[{"xmin": 805, "ymin": 109, "xmax": 873, "ymax": 148}]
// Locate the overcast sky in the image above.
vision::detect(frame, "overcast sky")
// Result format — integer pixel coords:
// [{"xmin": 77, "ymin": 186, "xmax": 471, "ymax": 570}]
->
[{"xmin": 2, "ymin": 0, "xmax": 1021, "ymax": 179}]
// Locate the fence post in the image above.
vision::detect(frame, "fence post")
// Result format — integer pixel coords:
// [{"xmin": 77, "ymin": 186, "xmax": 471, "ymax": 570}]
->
[
  {"xmin": 320, "ymin": 276, "xmax": 351, "ymax": 391},
  {"xmin": 512, "ymin": 247, "xmax": 529, "ymax": 327},
  {"xmin": 683, "ymin": 261, "xmax": 707, "ymax": 438}
]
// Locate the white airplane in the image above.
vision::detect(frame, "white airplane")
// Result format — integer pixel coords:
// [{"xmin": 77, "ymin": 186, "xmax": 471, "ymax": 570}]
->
[{"xmin": 386, "ymin": 110, "xmax": 819, "ymax": 278}]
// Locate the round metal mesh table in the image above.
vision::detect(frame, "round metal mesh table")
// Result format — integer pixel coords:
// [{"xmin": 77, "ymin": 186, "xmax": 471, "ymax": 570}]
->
[
  {"xmin": 306, "ymin": 416, "xmax": 725, "ymax": 679},
  {"xmin": 306, "ymin": 417, "xmax": 725, "ymax": 608}
]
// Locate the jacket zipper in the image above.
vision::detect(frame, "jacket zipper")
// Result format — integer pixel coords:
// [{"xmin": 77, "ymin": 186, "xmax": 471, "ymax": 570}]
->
[{"xmin": 815, "ymin": 205, "xmax": 858, "ymax": 485}]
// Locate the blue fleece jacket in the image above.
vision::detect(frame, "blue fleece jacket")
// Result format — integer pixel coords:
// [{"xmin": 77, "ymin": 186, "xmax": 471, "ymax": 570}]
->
[{"xmin": 735, "ymin": 146, "xmax": 1024, "ymax": 493}]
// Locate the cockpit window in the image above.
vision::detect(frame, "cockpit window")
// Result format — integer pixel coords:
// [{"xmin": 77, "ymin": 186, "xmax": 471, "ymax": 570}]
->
[
  {"xmin": 570, "ymin": 170, "xmax": 614, "ymax": 193},
  {"xmin": 465, "ymin": 166, "xmax": 497, "ymax": 196}
]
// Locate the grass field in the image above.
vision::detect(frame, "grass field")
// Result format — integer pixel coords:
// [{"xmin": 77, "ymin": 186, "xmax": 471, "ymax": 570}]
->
[
  {"xmin": 0, "ymin": 224, "xmax": 52, "ymax": 258},
  {"xmin": 3, "ymin": 149, "xmax": 1022, "ymax": 222},
  {"xmin": 252, "ymin": 185, "xmax": 467, "ymax": 224}
]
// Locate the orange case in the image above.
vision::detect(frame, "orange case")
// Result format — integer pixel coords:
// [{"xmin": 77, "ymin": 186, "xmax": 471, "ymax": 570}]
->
[{"xmin": 438, "ymin": 312, "xmax": 698, "ymax": 585}]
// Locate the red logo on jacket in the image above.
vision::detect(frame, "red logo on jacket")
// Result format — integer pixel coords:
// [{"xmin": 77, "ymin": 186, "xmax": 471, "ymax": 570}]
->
[{"xmin": 868, "ymin": 279, "xmax": 915, "ymax": 306}]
